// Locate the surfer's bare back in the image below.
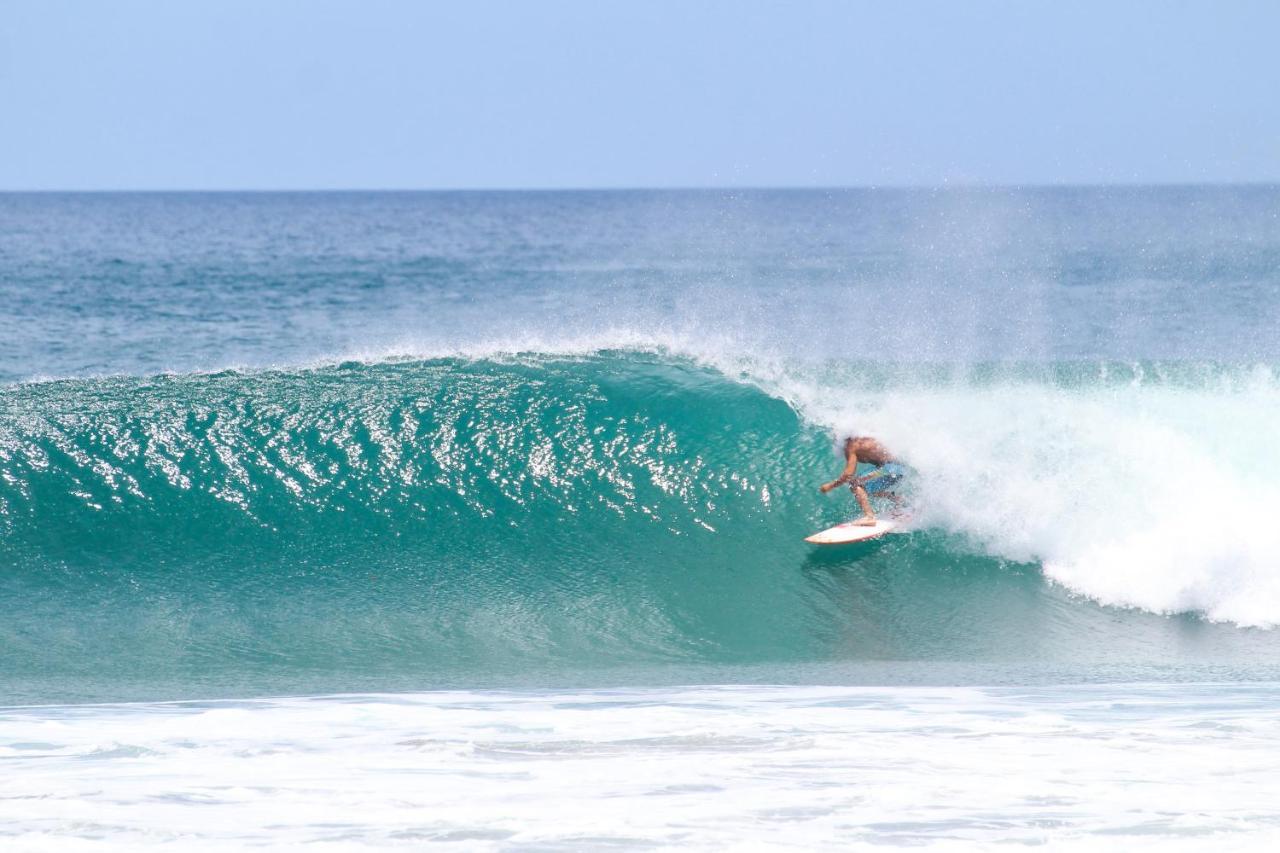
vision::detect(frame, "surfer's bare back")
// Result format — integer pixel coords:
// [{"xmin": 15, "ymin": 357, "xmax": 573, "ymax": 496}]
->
[{"xmin": 820, "ymin": 436, "xmax": 896, "ymax": 526}]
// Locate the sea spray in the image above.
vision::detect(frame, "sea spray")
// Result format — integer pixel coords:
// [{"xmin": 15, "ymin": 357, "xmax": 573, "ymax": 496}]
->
[{"xmin": 761, "ymin": 359, "xmax": 1280, "ymax": 625}]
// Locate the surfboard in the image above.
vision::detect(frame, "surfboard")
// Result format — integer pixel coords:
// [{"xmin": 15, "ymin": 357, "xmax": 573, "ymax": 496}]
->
[{"xmin": 805, "ymin": 518, "xmax": 899, "ymax": 545}]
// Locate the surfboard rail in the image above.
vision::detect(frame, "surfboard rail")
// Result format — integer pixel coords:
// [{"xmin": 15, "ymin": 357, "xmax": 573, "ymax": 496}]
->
[{"xmin": 805, "ymin": 518, "xmax": 900, "ymax": 545}]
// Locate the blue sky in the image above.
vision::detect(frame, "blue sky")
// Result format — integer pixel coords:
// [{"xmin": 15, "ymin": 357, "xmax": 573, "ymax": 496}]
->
[{"xmin": 2, "ymin": 0, "xmax": 1276, "ymax": 189}]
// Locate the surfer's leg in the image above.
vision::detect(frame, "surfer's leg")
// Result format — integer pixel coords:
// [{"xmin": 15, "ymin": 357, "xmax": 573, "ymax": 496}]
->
[{"xmin": 851, "ymin": 483, "xmax": 877, "ymax": 525}]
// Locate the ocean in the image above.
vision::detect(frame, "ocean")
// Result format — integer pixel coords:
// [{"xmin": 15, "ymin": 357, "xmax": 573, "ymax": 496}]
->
[{"xmin": 3, "ymin": 187, "xmax": 1280, "ymax": 849}]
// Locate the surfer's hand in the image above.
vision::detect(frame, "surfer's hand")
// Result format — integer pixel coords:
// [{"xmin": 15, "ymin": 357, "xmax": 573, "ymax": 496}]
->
[{"xmin": 819, "ymin": 481, "xmax": 837, "ymax": 493}]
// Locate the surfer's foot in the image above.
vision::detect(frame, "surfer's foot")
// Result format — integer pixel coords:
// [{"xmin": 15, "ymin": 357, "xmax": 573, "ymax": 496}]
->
[{"xmin": 852, "ymin": 515, "xmax": 878, "ymax": 527}]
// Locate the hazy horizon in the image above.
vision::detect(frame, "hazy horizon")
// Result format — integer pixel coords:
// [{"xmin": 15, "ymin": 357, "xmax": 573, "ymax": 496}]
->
[{"xmin": 5, "ymin": 180, "xmax": 1280, "ymax": 194}]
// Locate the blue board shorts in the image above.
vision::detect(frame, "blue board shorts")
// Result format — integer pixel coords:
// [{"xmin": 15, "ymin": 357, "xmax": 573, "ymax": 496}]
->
[{"xmin": 859, "ymin": 462, "xmax": 907, "ymax": 495}]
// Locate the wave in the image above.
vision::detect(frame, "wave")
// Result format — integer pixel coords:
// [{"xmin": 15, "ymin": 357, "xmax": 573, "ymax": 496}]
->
[{"xmin": 2, "ymin": 349, "xmax": 1279, "ymax": 695}]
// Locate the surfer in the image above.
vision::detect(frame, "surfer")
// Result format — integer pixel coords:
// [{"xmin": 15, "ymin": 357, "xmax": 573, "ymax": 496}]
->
[{"xmin": 819, "ymin": 436, "xmax": 904, "ymax": 526}]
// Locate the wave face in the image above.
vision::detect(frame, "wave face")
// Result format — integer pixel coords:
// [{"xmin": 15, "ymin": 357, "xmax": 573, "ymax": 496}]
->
[
  {"xmin": 0, "ymin": 354, "xmax": 828, "ymax": 696},
  {"xmin": 4, "ymin": 352, "xmax": 1280, "ymax": 700}
]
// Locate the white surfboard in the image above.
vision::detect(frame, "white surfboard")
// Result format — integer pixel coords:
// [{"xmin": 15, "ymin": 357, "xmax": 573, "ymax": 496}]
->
[{"xmin": 805, "ymin": 518, "xmax": 899, "ymax": 545}]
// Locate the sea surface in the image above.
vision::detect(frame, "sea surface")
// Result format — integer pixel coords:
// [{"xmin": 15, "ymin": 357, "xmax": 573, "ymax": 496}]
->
[{"xmin": 3, "ymin": 188, "xmax": 1280, "ymax": 849}]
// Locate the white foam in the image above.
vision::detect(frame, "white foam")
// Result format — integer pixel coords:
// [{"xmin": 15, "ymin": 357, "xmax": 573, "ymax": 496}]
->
[
  {"xmin": 773, "ymin": 365, "xmax": 1280, "ymax": 627},
  {"xmin": 3, "ymin": 684, "xmax": 1279, "ymax": 850}
]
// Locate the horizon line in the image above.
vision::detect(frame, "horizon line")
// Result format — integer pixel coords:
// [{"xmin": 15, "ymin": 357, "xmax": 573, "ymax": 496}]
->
[{"xmin": 2, "ymin": 180, "xmax": 1279, "ymax": 194}]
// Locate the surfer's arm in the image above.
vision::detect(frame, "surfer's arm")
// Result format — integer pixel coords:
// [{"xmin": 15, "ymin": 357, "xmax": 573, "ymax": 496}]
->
[{"xmin": 819, "ymin": 452, "xmax": 859, "ymax": 493}]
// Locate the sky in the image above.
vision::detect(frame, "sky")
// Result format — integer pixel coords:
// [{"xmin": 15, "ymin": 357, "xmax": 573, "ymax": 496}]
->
[{"xmin": 1, "ymin": 0, "xmax": 1277, "ymax": 190}]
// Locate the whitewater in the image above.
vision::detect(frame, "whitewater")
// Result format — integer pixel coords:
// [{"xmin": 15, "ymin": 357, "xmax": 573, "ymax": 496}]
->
[
  {"xmin": 7, "ymin": 684, "xmax": 1280, "ymax": 850},
  {"xmin": 4, "ymin": 188, "xmax": 1280, "ymax": 849}
]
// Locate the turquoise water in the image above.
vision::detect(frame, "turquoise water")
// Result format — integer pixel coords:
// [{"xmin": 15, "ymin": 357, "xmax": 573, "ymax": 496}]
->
[
  {"xmin": 3, "ymin": 188, "xmax": 1280, "ymax": 705},
  {"xmin": 4, "ymin": 355, "xmax": 1280, "ymax": 704}
]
